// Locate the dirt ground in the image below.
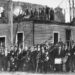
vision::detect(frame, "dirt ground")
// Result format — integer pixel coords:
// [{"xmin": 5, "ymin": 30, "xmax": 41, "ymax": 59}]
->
[{"xmin": 0, "ymin": 72, "xmax": 75, "ymax": 75}]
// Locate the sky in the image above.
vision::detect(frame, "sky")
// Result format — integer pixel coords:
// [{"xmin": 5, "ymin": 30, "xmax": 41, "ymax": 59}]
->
[{"xmin": 13, "ymin": 0, "xmax": 70, "ymax": 22}]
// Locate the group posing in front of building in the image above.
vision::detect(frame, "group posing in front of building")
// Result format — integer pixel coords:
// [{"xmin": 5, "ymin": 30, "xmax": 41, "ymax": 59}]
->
[{"xmin": 0, "ymin": 39, "xmax": 75, "ymax": 73}]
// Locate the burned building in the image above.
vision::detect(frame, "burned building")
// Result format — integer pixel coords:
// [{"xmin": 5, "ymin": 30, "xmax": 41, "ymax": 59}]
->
[{"xmin": 0, "ymin": 0, "xmax": 75, "ymax": 50}]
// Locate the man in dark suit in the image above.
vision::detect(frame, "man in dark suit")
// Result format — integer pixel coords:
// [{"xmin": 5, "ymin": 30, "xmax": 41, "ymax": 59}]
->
[
  {"xmin": 69, "ymin": 41, "xmax": 75, "ymax": 72},
  {"xmin": 54, "ymin": 41, "xmax": 64, "ymax": 72}
]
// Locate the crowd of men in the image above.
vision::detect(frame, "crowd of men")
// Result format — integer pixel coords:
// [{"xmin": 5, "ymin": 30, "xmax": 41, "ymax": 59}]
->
[{"xmin": 0, "ymin": 40, "xmax": 75, "ymax": 73}]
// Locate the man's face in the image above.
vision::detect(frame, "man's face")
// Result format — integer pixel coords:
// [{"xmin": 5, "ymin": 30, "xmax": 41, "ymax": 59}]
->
[
  {"xmin": 11, "ymin": 46, "xmax": 14, "ymax": 51},
  {"xmin": 34, "ymin": 47, "xmax": 37, "ymax": 51},
  {"xmin": 31, "ymin": 46, "xmax": 34, "ymax": 52},
  {"xmin": 38, "ymin": 45, "xmax": 40, "ymax": 51},
  {"xmin": 42, "ymin": 47, "xmax": 45, "ymax": 53},
  {"xmin": 15, "ymin": 47, "xmax": 17, "ymax": 51}
]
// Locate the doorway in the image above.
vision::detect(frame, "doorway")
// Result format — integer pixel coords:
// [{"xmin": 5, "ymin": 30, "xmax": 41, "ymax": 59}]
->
[
  {"xmin": 54, "ymin": 33, "xmax": 58, "ymax": 44},
  {"xmin": 66, "ymin": 29, "xmax": 71, "ymax": 46},
  {"xmin": 0, "ymin": 37, "xmax": 5, "ymax": 48},
  {"xmin": 17, "ymin": 32, "xmax": 24, "ymax": 49}
]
